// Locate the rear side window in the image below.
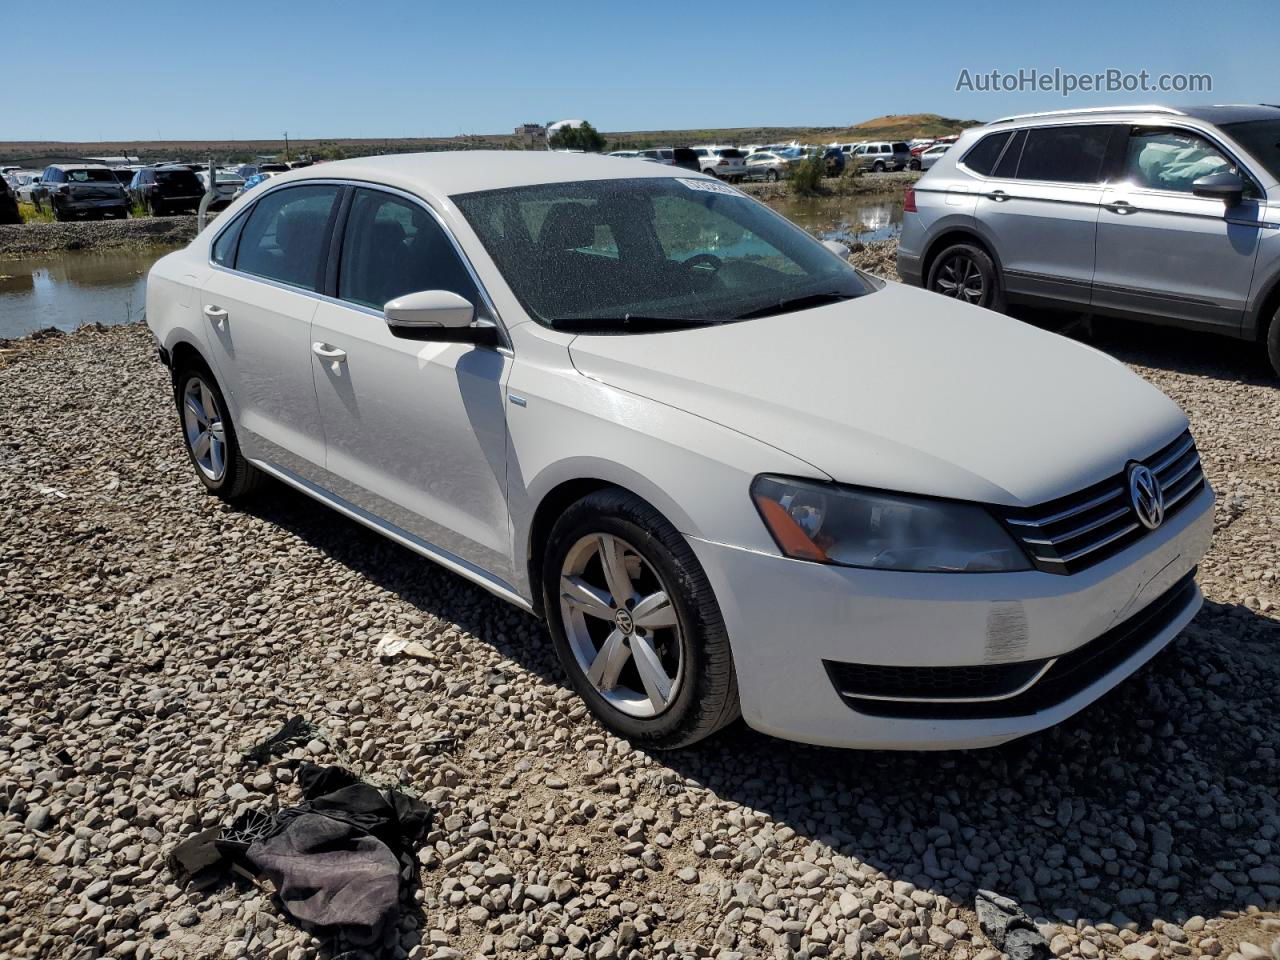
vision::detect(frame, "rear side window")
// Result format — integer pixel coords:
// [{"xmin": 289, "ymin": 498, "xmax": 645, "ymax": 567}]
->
[
  {"xmin": 337, "ymin": 188, "xmax": 483, "ymax": 313},
  {"xmin": 1016, "ymin": 125, "xmax": 1112, "ymax": 183},
  {"xmin": 236, "ymin": 184, "xmax": 340, "ymax": 291},
  {"xmin": 212, "ymin": 210, "xmax": 248, "ymax": 267},
  {"xmin": 961, "ymin": 132, "xmax": 1011, "ymax": 176}
]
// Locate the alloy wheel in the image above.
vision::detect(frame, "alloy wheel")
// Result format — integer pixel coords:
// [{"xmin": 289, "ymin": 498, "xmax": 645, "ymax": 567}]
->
[
  {"xmin": 558, "ymin": 533, "xmax": 683, "ymax": 718},
  {"xmin": 182, "ymin": 376, "xmax": 227, "ymax": 481},
  {"xmin": 934, "ymin": 254, "xmax": 986, "ymax": 304}
]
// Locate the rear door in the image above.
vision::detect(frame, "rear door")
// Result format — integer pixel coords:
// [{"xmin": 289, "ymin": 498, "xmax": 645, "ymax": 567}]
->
[
  {"xmin": 971, "ymin": 124, "xmax": 1116, "ymax": 307},
  {"xmin": 309, "ymin": 186, "xmax": 514, "ymax": 579},
  {"xmin": 200, "ymin": 183, "xmax": 341, "ymax": 478},
  {"xmin": 1092, "ymin": 125, "xmax": 1264, "ymax": 330}
]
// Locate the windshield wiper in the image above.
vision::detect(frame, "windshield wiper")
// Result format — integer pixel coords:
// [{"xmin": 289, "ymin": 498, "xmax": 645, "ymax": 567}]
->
[
  {"xmin": 732, "ymin": 291, "xmax": 858, "ymax": 320},
  {"xmin": 551, "ymin": 314, "xmax": 729, "ymax": 332}
]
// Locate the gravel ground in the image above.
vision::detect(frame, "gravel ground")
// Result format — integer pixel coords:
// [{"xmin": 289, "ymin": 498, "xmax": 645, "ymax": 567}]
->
[
  {"xmin": 1, "ymin": 309, "xmax": 1278, "ymax": 960},
  {"xmin": 0, "ymin": 217, "xmax": 199, "ymax": 260}
]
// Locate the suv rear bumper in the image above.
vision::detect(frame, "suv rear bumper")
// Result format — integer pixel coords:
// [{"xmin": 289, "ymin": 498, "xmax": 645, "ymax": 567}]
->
[{"xmin": 897, "ymin": 248, "xmax": 924, "ymax": 286}]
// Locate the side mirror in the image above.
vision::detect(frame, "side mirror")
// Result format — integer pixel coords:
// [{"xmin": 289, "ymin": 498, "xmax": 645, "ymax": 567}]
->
[
  {"xmin": 822, "ymin": 239, "xmax": 851, "ymax": 260},
  {"xmin": 1192, "ymin": 171, "xmax": 1245, "ymax": 207},
  {"xmin": 384, "ymin": 290, "xmax": 499, "ymax": 345}
]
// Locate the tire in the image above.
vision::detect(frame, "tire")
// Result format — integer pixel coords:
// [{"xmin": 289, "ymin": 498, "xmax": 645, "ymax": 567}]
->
[
  {"xmin": 909, "ymin": 159, "xmax": 921, "ymax": 171},
  {"xmin": 148, "ymin": 198, "xmax": 164, "ymax": 217},
  {"xmin": 51, "ymin": 203, "xmax": 67, "ymax": 222},
  {"xmin": 1265, "ymin": 305, "xmax": 1280, "ymax": 379},
  {"xmin": 174, "ymin": 362, "xmax": 264, "ymax": 501},
  {"xmin": 767, "ymin": 169, "xmax": 779, "ymax": 182},
  {"xmin": 926, "ymin": 242, "xmax": 1006, "ymax": 311},
  {"xmin": 873, "ymin": 161, "xmax": 885, "ymax": 173},
  {"xmin": 542, "ymin": 489, "xmax": 740, "ymax": 749}
]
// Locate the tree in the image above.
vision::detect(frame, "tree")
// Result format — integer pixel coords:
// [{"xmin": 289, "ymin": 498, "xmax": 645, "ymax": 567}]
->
[{"xmin": 549, "ymin": 121, "xmax": 606, "ymax": 153}]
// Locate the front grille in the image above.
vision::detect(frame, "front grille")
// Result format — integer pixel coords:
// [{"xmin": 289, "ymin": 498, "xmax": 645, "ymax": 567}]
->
[
  {"xmin": 825, "ymin": 569, "xmax": 1197, "ymax": 720},
  {"xmin": 998, "ymin": 431, "xmax": 1204, "ymax": 575}
]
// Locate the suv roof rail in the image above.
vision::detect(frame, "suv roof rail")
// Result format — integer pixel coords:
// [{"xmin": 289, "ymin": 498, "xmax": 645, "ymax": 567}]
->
[{"xmin": 991, "ymin": 104, "xmax": 1185, "ymax": 124}]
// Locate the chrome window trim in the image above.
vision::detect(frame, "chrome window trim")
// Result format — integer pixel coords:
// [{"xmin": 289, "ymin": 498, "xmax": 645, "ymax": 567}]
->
[
  {"xmin": 206, "ymin": 177, "xmax": 513, "ymax": 352},
  {"xmin": 958, "ymin": 121, "xmax": 1119, "ymax": 186}
]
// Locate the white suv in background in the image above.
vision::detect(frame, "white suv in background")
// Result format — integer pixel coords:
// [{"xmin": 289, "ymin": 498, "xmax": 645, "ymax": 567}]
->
[
  {"xmin": 691, "ymin": 146, "xmax": 747, "ymax": 180},
  {"xmin": 146, "ymin": 152, "xmax": 1213, "ymax": 750}
]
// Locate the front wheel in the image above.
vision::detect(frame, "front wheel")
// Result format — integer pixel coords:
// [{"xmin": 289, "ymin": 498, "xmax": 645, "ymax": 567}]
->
[
  {"xmin": 927, "ymin": 242, "xmax": 1005, "ymax": 311},
  {"xmin": 176, "ymin": 365, "xmax": 264, "ymax": 500},
  {"xmin": 1266, "ymin": 305, "xmax": 1280, "ymax": 379},
  {"xmin": 543, "ymin": 489, "xmax": 739, "ymax": 749},
  {"xmin": 767, "ymin": 169, "xmax": 779, "ymax": 182}
]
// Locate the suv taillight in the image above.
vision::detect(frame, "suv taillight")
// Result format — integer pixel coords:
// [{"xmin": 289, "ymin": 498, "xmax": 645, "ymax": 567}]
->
[
  {"xmin": 717, "ymin": 159, "xmax": 728, "ymax": 165},
  {"xmin": 903, "ymin": 186, "xmax": 917, "ymax": 213}
]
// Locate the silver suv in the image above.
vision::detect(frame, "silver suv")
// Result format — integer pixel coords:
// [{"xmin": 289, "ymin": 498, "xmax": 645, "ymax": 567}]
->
[
  {"xmin": 898, "ymin": 104, "xmax": 1280, "ymax": 376},
  {"xmin": 850, "ymin": 141, "xmax": 911, "ymax": 172}
]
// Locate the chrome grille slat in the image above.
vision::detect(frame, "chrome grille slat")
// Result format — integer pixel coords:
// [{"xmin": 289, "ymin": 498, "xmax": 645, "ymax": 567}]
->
[{"xmin": 998, "ymin": 431, "xmax": 1204, "ymax": 575}]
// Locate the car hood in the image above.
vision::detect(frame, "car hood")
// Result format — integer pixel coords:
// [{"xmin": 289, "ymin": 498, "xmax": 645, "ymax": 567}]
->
[{"xmin": 567, "ymin": 282, "xmax": 1188, "ymax": 507}]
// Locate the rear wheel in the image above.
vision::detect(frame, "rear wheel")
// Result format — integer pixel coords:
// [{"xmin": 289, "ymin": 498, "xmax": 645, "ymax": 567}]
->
[
  {"xmin": 1266, "ymin": 305, "xmax": 1280, "ymax": 379},
  {"xmin": 909, "ymin": 158, "xmax": 921, "ymax": 171},
  {"xmin": 873, "ymin": 160, "xmax": 886, "ymax": 172},
  {"xmin": 148, "ymin": 197, "xmax": 164, "ymax": 217},
  {"xmin": 767, "ymin": 169, "xmax": 780, "ymax": 182},
  {"xmin": 927, "ymin": 242, "xmax": 1006, "ymax": 311},
  {"xmin": 176, "ymin": 364, "xmax": 263, "ymax": 500},
  {"xmin": 542, "ymin": 489, "xmax": 739, "ymax": 748}
]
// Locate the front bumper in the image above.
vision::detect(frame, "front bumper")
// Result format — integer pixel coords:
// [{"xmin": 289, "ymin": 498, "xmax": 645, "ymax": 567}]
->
[{"xmin": 687, "ymin": 483, "xmax": 1213, "ymax": 750}]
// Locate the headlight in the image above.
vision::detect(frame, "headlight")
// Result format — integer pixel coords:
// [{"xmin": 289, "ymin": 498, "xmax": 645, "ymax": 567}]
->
[{"xmin": 751, "ymin": 476, "xmax": 1030, "ymax": 573}]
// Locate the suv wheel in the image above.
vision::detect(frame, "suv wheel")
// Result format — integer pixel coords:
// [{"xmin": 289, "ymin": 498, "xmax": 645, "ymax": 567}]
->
[
  {"xmin": 1266, "ymin": 305, "xmax": 1280, "ymax": 379},
  {"xmin": 542, "ymin": 489, "xmax": 739, "ymax": 749},
  {"xmin": 767, "ymin": 169, "xmax": 780, "ymax": 182},
  {"xmin": 176, "ymin": 364, "xmax": 263, "ymax": 500},
  {"xmin": 909, "ymin": 158, "xmax": 921, "ymax": 171},
  {"xmin": 927, "ymin": 242, "xmax": 1006, "ymax": 311},
  {"xmin": 148, "ymin": 198, "xmax": 165, "ymax": 217}
]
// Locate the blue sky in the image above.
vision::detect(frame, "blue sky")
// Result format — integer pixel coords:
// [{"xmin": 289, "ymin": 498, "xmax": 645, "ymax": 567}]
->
[{"xmin": 6, "ymin": 0, "xmax": 1273, "ymax": 141}]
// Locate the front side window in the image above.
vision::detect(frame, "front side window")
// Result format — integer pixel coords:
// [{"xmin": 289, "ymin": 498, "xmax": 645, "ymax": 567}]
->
[
  {"xmin": 453, "ymin": 177, "xmax": 872, "ymax": 332},
  {"xmin": 236, "ymin": 184, "xmax": 339, "ymax": 291},
  {"xmin": 338, "ymin": 188, "xmax": 483, "ymax": 313},
  {"xmin": 1124, "ymin": 128, "xmax": 1240, "ymax": 193},
  {"xmin": 1016, "ymin": 125, "xmax": 1113, "ymax": 183}
]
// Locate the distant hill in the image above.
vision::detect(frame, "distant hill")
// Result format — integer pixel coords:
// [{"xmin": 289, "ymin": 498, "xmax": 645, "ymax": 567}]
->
[{"xmin": 0, "ymin": 114, "xmax": 984, "ymax": 165}]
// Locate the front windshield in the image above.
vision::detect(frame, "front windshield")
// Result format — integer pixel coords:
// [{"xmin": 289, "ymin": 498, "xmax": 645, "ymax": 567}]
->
[
  {"xmin": 452, "ymin": 176, "xmax": 871, "ymax": 331},
  {"xmin": 1221, "ymin": 119, "xmax": 1280, "ymax": 182}
]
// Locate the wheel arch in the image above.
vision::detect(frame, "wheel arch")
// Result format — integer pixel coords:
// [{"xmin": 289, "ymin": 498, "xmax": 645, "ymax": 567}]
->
[
  {"xmin": 921, "ymin": 227, "xmax": 1005, "ymax": 287},
  {"xmin": 1247, "ymin": 264, "xmax": 1280, "ymax": 342}
]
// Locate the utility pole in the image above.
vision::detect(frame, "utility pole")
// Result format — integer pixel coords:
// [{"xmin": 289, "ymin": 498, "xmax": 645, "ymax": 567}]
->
[{"xmin": 283, "ymin": 131, "xmax": 290, "ymax": 163}]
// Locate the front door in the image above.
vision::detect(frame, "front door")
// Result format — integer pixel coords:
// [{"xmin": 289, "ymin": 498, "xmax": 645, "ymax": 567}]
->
[
  {"xmin": 200, "ymin": 183, "xmax": 341, "ymax": 478},
  {"xmin": 310, "ymin": 186, "xmax": 514, "ymax": 579},
  {"xmin": 1092, "ymin": 126, "xmax": 1264, "ymax": 330}
]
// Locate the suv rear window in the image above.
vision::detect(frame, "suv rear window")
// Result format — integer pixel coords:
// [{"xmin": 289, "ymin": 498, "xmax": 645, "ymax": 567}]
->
[
  {"xmin": 1015, "ymin": 125, "xmax": 1113, "ymax": 183},
  {"xmin": 66, "ymin": 169, "xmax": 117, "ymax": 183},
  {"xmin": 716, "ymin": 149, "xmax": 744, "ymax": 158},
  {"xmin": 892, "ymin": 142, "xmax": 909, "ymax": 152},
  {"xmin": 961, "ymin": 132, "xmax": 1011, "ymax": 176},
  {"xmin": 156, "ymin": 170, "xmax": 200, "ymax": 187}
]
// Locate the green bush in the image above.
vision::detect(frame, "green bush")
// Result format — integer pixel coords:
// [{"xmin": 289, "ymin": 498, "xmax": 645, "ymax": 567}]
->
[{"xmin": 788, "ymin": 153, "xmax": 826, "ymax": 194}]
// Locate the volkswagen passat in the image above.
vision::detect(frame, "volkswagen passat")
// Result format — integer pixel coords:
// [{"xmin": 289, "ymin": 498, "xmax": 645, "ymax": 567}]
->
[{"xmin": 146, "ymin": 152, "xmax": 1214, "ymax": 750}]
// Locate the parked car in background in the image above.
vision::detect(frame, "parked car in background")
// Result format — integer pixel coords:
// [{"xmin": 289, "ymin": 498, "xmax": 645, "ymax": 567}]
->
[
  {"xmin": 743, "ymin": 151, "xmax": 798, "ymax": 181},
  {"xmin": 823, "ymin": 146, "xmax": 846, "ymax": 177},
  {"xmin": 637, "ymin": 148, "xmax": 674, "ymax": 164},
  {"xmin": 235, "ymin": 162, "xmax": 290, "ymax": 180},
  {"xmin": 0, "ymin": 177, "xmax": 21, "ymax": 224},
  {"xmin": 915, "ymin": 143, "xmax": 950, "ymax": 171},
  {"xmin": 111, "ymin": 167, "xmax": 139, "ymax": 189},
  {"xmin": 15, "ymin": 173, "xmax": 42, "ymax": 204},
  {"xmin": 898, "ymin": 103, "xmax": 1280, "ymax": 376},
  {"xmin": 232, "ymin": 171, "xmax": 280, "ymax": 199},
  {"xmin": 850, "ymin": 141, "xmax": 911, "ymax": 172},
  {"xmin": 608, "ymin": 150, "xmax": 640, "ymax": 159},
  {"xmin": 692, "ymin": 146, "xmax": 747, "ymax": 180},
  {"xmin": 147, "ymin": 151, "xmax": 1214, "ymax": 750},
  {"xmin": 35, "ymin": 163, "xmax": 129, "ymax": 220},
  {"xmin": 130, "ymin": 165, "xmax": 205, "ymax": 216},
  {"xmin": 670, "ymin": 148, "xmax": 700, "ymax": 172},
  {"xmin": 198, "ymin": 169, "xmax": 247, "ymax": 205}
]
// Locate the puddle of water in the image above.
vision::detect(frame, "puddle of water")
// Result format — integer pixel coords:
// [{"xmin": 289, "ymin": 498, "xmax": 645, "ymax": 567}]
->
[
  {"xmin": 769, "ymin": 194, "xmax": 905, "ymax": 246},
  {"xmin": 0, "ymin": 247, "xmax": 178, "ymax": 339}
]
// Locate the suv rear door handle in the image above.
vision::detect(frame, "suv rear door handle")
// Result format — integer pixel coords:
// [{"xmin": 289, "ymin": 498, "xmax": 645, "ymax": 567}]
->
[
  {"xmin": 985, "ymin": 190, "xmax": 1009, "ymax": 201},
  {"xmin": 1104, "ymin": 200, "xmax": 1135, "ymax": 214},
  {"xmin": 312, "ymin": 342, "xmax": 348, "ymax": 362}
]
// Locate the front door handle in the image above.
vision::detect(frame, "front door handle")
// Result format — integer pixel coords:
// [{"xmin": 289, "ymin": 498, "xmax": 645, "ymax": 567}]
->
[
  {"xmin": 203, "ymin": 304, "xmax": 228, "ymax": 326},
  {"xmin": 312, "ymin": 342, "xmax": 348, "ymax": 363},
  {"xmin": 1104, "ymin": 200, "xmax": 1135, "ymax": 214},
  {"xmin": 985, "ymin": 189, "xmax": 1009, "ymax": 201}
]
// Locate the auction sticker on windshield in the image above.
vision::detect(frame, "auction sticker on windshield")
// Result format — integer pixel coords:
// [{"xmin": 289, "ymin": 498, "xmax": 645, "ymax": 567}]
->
[{"xmin": 676, "ymin": 177, "xmax": 744, "ymax": 197}]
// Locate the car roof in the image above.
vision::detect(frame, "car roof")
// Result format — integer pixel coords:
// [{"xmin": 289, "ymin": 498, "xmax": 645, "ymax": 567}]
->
[
  {"xmin": 987, "ymin": 103, "xmax": 1280, "ymax": 129},
  {"xmin": 268, "ymin": 150, "xmax": 688, "ymax": 197},
  {"xmin": 50, "ymin": 163, "xmax": 111, "ymax": 170}
]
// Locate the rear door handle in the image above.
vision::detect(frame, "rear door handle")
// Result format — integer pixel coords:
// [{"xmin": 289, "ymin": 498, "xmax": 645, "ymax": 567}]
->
[
  {"xmin": 203, "ymin": 304, "xmax": 228, "ymax": 326},
  {"xmin": 1104, "ymin": 200, "xmax": 1135, "ymax": 214},
  {"xmin": 985, "ymin": 190, "xmax": 1009, "ymax": 201},
  {"xmin": 312, "ymin": 342, "xmax": 348, "ymax": 363}
]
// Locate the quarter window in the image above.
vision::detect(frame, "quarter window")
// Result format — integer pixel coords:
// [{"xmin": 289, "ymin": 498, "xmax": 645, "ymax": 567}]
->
[
  {"xmin": 991, "ymin": 129, "xmax": 1026, "ymax": 178},
  {"xmin": 1124, "ymin": 128, "xmax": 1241, "ymax": 194},
  {"xmin": 1015, "ymin": 125, "xmax": 1112, "ymax": 183},
  {"xmin": 236, "ymin": 184, "xmax": 339, "ymax": 291},
  {"xmin": 212, "ymin": 210, "xmax": 248, "ymax": 267},
  {"xmin": 337, "ymin": 188, "xmax": 483, "ymax": 313},
  {"xmin": 961, "ymin": 132, "xmax": 1011, "ymax": 176}
]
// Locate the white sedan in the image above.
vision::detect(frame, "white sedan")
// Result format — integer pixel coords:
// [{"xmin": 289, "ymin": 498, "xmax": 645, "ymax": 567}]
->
[{"xmin": 146, "ymin": 152, "xmax": 1213, "ymax": 750}]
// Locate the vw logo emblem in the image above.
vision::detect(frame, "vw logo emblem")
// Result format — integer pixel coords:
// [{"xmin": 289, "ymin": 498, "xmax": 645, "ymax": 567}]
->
[
  {"xmin": 1128, "ymin": 463, "xmax": 1165, "ymax": 530},
  {"xmin": 614, "ymin": 609, "xmax": 635, "ymax": 635}
]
